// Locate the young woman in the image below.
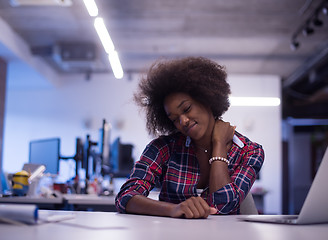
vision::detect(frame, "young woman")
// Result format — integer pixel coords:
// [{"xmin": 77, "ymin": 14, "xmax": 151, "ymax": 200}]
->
[{"xmin": 115, "ymin": 57, "xmax": 264, "ymax": 218}]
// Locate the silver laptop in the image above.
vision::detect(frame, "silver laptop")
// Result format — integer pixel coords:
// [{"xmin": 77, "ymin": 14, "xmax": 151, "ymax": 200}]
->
[{"xmin": 240, "ymin": 147, "xmax": 328, "ymax": 225}]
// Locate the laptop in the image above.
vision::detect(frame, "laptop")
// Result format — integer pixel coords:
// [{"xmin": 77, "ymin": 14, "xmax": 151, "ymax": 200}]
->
[{"xmin": 240, "ymin": 146, "xmax": 328, "ymax": 225}]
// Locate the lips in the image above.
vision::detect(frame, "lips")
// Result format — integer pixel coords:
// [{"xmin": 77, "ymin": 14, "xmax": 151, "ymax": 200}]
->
[{"xmin": 185, "ymin": 121, "xmax": 197, "ymax": 134}]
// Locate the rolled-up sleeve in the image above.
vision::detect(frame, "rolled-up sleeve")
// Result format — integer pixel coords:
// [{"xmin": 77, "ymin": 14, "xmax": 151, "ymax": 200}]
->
[
  {"xmin": 204, "ymin": 143, "xmax": 264, "ymax": 214},
  {"xmin": 115, "ymin": 139, "xmax": 170, "ymax": 213}
]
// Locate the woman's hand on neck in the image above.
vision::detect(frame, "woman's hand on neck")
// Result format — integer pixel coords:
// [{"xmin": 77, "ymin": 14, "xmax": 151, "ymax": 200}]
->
[{"xmin": 211, "ymin": 120, "xmax": 235, "ymax": 156}]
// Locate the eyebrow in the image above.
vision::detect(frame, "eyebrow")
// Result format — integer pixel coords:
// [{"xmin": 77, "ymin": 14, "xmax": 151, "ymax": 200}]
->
[
  {"xmin": 167, "ymin": 99, "xmax": 188, "ymax": 117},
  {"xmin": 178, "ymin": 100, "xmax": 188, "ymax": 108}
]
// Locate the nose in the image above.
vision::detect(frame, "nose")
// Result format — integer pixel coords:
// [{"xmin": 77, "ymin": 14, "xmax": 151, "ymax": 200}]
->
[{"xmin": 179, "ymin": 115, "xmax": 189, "ymax": 126}]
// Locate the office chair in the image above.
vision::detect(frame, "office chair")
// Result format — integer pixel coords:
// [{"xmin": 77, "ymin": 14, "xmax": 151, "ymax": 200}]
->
[{"xmin": 240, "ymin": 192, "xmax": 258, "ymax": 215}]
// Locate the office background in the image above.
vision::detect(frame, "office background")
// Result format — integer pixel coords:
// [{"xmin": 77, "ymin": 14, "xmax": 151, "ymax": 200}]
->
[
  {"xmin": 0, "ymin": 0, "xmax": 327, "ymax": 215},
  {"xmin": 2, "ymin": 56, "xmax": 282, "ymax": 214}
]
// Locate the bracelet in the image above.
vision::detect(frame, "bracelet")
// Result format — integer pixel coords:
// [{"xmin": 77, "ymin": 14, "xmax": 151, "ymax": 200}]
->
[{"xmin": 209, "ymin": 156, "xmax": 229, "ymax": 165}]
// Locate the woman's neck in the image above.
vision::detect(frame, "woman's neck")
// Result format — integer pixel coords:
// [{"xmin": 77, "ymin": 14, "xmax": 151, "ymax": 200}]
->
[
  {"xmin": 193, "ymin": 138, "xmax": 212, "ymax": 152},
  {"xmin": 193, "ymin": 115, "xmax": 215, "ymax": 150}
]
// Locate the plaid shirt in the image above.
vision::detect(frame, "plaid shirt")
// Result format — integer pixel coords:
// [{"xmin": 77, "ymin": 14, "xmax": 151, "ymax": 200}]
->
[{"xmin": 115, "ymin": 131, "xmax": 264, "ymax": 214}]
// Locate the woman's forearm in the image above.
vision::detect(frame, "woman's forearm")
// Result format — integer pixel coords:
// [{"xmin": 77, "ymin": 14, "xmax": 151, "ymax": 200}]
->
[
  {"xmin": 209, "ymin": 142, "xmax": 231, "ymax": 193},
  {"xmin": 126, "ymin": 195, "xmax": 216, "ymax": 218},
  {"xmin": 126, "ymin": 195, "xmax": 175, "ymax": 217},
  {"xmin": 209, "ymin": 161, "xmax": 231, "ymax": 193}
]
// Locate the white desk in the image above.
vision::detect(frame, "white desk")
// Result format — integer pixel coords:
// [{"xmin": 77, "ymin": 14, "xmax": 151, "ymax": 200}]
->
[
  {"xmin": 0, "ymin": 195, "xmax": 115, "ymax": 211},
  {"xmin": 0, "ymin": 191, "xmax": 160, "ymax": 211},
  {"xmin": 0, "ymin": 196, "xmax": 63, "ymax": 204},
  {"xmin": 0, "ymin": 194, "xmax": 113, "ymax": 205},
  {"xmin": 1, "ymin": 210, "xmax": 327, "ymax": 240},
  {"xmin": 63, "ymin": 194, "xmax": 117, "ymax": 211},
  {"xmin": 63, "ymin": 194, "xmax": 116, "ymax": 205}
]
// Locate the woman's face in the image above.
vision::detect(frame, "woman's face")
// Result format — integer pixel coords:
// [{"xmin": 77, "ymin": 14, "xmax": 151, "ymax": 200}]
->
[{"xmin": 164, "ymin": 92, "xmax": 215, "ymax": 142}]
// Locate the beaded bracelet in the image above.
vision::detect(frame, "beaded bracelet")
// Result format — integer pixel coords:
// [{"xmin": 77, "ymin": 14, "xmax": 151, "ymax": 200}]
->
[{"xmin": 209, "ymin": 156, "xmax": 230, "ymax": 165}]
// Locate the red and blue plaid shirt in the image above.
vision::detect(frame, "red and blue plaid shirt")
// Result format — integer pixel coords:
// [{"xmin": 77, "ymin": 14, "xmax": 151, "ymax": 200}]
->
[{"xmin": 115, "ymin": 131, "xmax": 264, "ymax": 214}]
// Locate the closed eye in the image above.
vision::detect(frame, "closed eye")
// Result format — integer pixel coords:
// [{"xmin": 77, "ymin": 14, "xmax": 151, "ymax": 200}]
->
[
  {"xmin": 168, "ymin": 104, "xmax": 191, "ymax": 124},
  {"xmin": 183, "ymin": 105, "xmax": 191, "ymax": 113}
]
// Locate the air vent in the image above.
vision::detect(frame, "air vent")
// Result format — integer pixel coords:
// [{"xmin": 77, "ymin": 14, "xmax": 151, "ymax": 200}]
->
[
  {"xmin": 10, "ymin": 0, "xmax": 72, "ymax": 7},
  {"xmin": 31, "ymin": 43, "xmax": 110, "ymax": 73},
  {"xmin": 51, "ymin": 43, "xmax": 109, "ymax": 73}
]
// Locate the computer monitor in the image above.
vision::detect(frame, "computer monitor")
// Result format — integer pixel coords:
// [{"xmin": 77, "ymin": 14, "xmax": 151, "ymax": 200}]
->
[
  {"xmin": 29, "ymin": 138, "xmax": 60, "ymax": 175},
  {"xmin": 110, "ymin": 137, "xmax": 134, "ymax": 177},
  {"xmin": 99, "ymin": 119, "xmax": 111, "ymax": 175}
]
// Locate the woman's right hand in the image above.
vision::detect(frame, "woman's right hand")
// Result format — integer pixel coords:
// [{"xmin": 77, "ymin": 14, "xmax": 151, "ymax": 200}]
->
[
  {"xmin": 212, "ymin": 120, "xmax": 235, "ymax": 153},
  {"xmin": 170, "ymin": 196, "xmax": 217, "ymax": 219}
]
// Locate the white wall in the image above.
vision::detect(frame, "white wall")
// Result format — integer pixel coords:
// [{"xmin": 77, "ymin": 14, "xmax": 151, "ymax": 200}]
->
[
  {"xmin": 3, "ymin": 72, "xmax": 152, "ymax": 173},
  {"xmin": 3, "ymin": 70, "xmax": 281, "ymax": 214},
  {"xmin": 224, "ymin": 74, "xmax": 282, "ymax": 214}
]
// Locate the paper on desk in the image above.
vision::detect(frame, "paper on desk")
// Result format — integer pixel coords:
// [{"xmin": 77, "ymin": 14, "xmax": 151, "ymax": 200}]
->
[
  {"xmin": 38, "ymin": 211, "xmax": 75, "ymax": 223},
  {"xmin": 0, "ymin": 204, "xmax": 38, "ymax": 225},
  {"xmin": 0, "ymin": 204, "xmax": 75, "ymax": 225}
]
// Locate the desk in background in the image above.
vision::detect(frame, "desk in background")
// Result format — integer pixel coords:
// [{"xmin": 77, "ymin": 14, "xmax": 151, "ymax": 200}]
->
[
  {"xmin": 1, "ymin": 210, "xmax": 328, "ymax": 240},
  {"xmin": 63, "ymin": 194, "xmax": 116, "ymax": 211},
  {"xmin": 0, "ymin": 195, "xmax": 65, "ymax": 210},
  {"xmin": 0, "ymin": 194, "xmax": 115, "ymax": 211},
  {"xmin": 0, "ymin": 191, "xmax": 160, "ymax": 212}
]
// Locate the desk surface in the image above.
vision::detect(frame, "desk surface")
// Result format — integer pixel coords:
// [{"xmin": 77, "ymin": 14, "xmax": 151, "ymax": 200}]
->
[
  {"xmin": 63, "ymin": 194, "xmax": 116, "ymax": 205},
  {"xmin": 0, "ymin": 191, "xmax": 159, "ymax": 206},
  {"xmin": 0, "ymin": 194, "xmax": 114, "ymax": 205},
  {"xmin": 1, "ymin": 210, "xmax": 328, "ymax": 240},
  {"xmin": 0, "ymin": 196, "xmax": 63, "ymax": 204}
]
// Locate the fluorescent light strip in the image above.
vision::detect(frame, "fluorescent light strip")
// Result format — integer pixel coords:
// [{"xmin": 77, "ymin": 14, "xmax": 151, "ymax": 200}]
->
[
  {"xmin": 94, "ymin": 17, "xmax": 124, "ymax": 79},
  {"xmin": 229, "ymin": 97, "xmax": 281, "ymax": 106},
  {"xmin": 83, "ymin": 1, "xmax": 124, "ymax": 80},
  {"xmin": 94, "ymin": 17, "xmax": 115, "ymax": 53},
  {"xmin": 108, "ymin": 51, "xmax": 124, "ymax": 79},
  {"xmin": 83, "ymin": 0, "xmax": 98, "ymax": 17}
]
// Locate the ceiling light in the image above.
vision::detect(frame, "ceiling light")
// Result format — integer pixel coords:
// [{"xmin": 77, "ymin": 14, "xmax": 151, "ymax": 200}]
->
[
  {"xmin": 302, "ymin": 26, "xmax": 314, "ymax": 36},
  {"xmin": 290, "ymin": 0, "xmax": 326, "ymax": 50},
  {"xmin": 83, "ymin": 0, "xmax": 98, "ymax": 17},
  {"xmin": 93, "ymin": 17, "xmax": 124, "ymax": 79},
  {"xmin": 94, "ymin": 17, "xmax": 115, "ymax": 54},
  {"xmin": 323, "ymin": 6, "xmax": 328, "ymax": 15},
  {"xmin": 290, "ymin": 39, "xmax": 300, "ymax": 51},
  {"xmin": 313, "ymin": 16, "xmax": 323, "ymax": 26},
  {"xmin": 229, "ymin": 97, "xmax": 281, "ymax": 107},
  {"xmin": 108, "ymin": 51, "xmax": 124, "ymax": 79}
]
